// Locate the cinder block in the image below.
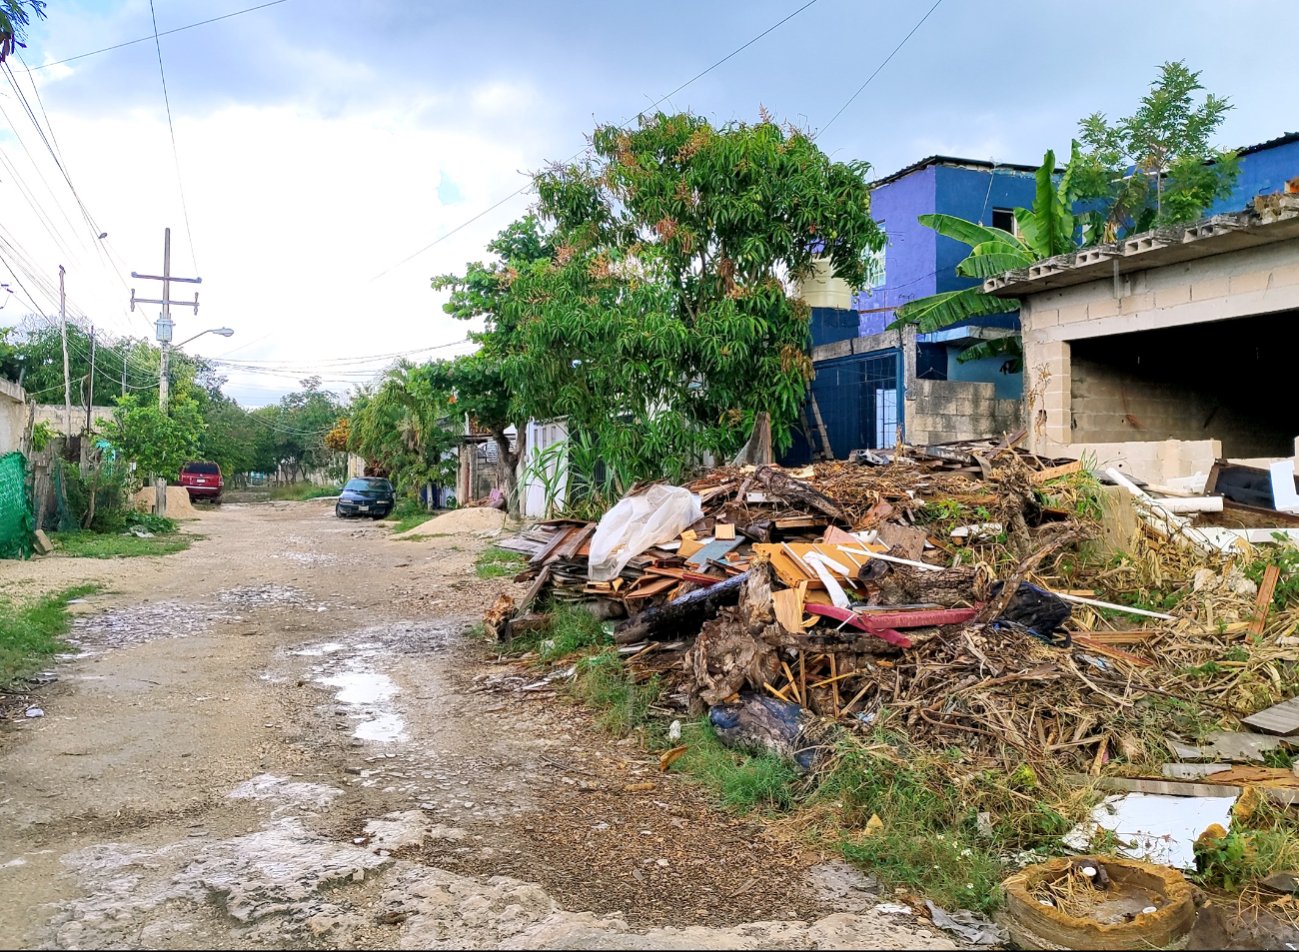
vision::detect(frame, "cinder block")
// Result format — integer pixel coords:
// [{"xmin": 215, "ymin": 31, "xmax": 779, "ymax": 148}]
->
[
  {"xmin": 1086, "ymin": 297, "xmax": 1120, "ymax": 320},
  {"xmin": 1057, "ymin": 303, "xmax": 1090, "ymax": 325},
  {"xmin": 1269, "ymin": 262, "xmax": 1299, "ymax": 288},
  {"xmin": 1229, "ymin": 270, "xmax": 1272, "ymax": 295},
  {"xmin": 1190, "ymin": 276, "xmax": 1230, "ymax": 301},
  {"xmin": 1119, "ymin": 292, "xmax": 1156, "ymax": 314},
  {"xmin": 1154, "ymin": 285, "xmax": 1191, "ymax": 309}
]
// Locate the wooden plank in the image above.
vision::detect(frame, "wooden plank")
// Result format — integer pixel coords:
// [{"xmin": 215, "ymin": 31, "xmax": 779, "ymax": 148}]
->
[
  {"xmin": 1250, "ymin": 564, "xmax": 1282, "ymax": 636},
  {"xmin": 623, "ymin": 576, "xmax": 680, "ymax": 600},
  {"xmin": 715, "ymin": 522, "xmax": 736, "ymax": 541},
  {"xmin": 1030, "ymin": 460, "xmax": 1084, "ymax": 484},
  {"xmin": 1243, "ymin": 695, "xmax": 1299, "ymax": 737},
  {"xmin": 684, "ymin": 537, "xmax": 742, "ymax": 568},
  {"xmin": 1072, "ymin": 636, "xmax": 1153, "ymax": 667},
  {"xmin": 1083, "ymin": 773, "xmax": 1299, "ymax": 807}
]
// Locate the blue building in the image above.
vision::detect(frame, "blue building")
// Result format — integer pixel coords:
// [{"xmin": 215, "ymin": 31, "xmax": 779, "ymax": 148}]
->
[{"xmin": 786, "ymin": 132, "xmax": 1299, "ymax": 462}]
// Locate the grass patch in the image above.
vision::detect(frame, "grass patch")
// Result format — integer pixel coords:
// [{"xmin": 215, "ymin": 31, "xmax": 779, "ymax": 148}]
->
[
  {"xmin": 571, "ymin": 648, "xmax": 661, "ymax": 736},
  {"xmin": 1196, "ymin": 798, "xmax": 1299, "ymax": 891},
  {"xmin": 475, "ymin": 545, "xmax": 527, "ymax": 579},
  {"xmin": 0, "ymin": 584, "xmax": 100, "ymax": 686},
  {"xmin": 670, "ymin": 719, "xmax": 800, "ymax": 813},
  {"xmin": 811, "ymin": 741, "xmax": 1091, "ymax": 915},
  {"xmin": 51, "ymin": 531, "xmax": 193, "ymax": 559},
  {"xmin": 390, "ymin": 505, "xmax": 437, "ymax": 534},
  {"xmin": 269, "ymin": 483, "xmax": 340, "ymax": 501}
]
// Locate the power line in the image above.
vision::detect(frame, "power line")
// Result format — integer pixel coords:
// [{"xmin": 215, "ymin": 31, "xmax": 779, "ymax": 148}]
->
[
  {"xmin": 146, "ymin": 0, "xmax": 200, "ymax": 273},
  {"xmin": 369, "ymin": 0, "xmax": 822, "ymax": 282},
  {"xmin": 815, "ymin": 0, "xmax": 944, "ymax": 140},
  {"xmin": 27, "ymin": 0, "xmax": 294, "ymax": 72}
]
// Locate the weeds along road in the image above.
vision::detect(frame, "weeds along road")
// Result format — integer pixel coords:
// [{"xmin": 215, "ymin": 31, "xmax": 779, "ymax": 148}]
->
[{"xmin": 0, "ymin": 499, "xmax": 956, "ymax": 950}]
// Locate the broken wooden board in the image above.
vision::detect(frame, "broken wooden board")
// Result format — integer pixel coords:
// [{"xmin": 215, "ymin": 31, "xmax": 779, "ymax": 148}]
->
[
  {"xmin": 876, "ymin": 522, "xmax": 929, "ymax": 562},
  {"xmin": 753, "ymin": 541, "xmax": 884, "ymax": 590},
  {"xmin": 1201, "ymin": 765, "xmax": 1299, "ymax": 788},
  {"xmin": 1030, "ymin": 460, "xmax": 1084, "ymax": 484},
  {"xmin": 1243, "ymin": 695, "xmax": 1299, "ymax": 737},
  {"xmin": 715, "ymin": 522, "xmax": 736, "ymax": 541},
  {"xmin": 772, "ymin": 581, "xmax": 810, "ymax": 635},
  {"xmin": 1249, "ymin": 564, "xmax": 1282, "ymax": 636},
  {"xmin": 805, "ymin": 604, "xmax": 912, "ymax": 648}
]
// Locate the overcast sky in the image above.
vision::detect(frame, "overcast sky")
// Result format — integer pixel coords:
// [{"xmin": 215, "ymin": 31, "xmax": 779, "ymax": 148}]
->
[{"xmin": 1, "ymin": 0, "xmax": 1291, "ymax": 406}]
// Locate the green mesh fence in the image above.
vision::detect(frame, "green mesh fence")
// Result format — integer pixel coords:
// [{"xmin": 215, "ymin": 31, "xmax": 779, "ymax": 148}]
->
[{"xmin": 0, "ymin": 450, "xmax": 34, "ymax": 560}]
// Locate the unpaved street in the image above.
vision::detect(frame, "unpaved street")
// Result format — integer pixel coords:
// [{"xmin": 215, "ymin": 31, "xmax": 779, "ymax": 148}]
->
[{"xmin": 0, "ymin": 500, "xmax": 954, "ymax": 949}]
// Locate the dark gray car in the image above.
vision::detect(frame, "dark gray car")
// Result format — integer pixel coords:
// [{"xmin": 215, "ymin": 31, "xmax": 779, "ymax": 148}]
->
[{"xmin": 335, "ymin": 477, "xmax": 395, "ymax": 519}]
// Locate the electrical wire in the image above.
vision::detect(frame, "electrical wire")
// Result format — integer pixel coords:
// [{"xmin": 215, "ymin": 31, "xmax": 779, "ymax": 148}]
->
[
  {"xmin": 27, "ymin": 0, "xmax": 294, "ymax": 72},
  {"xmin": 146, "ymin": 0, "xmax": 200, "ymax": 273},
  {"xmin": 369, "ymin": 0, "xmax": 822, "ymax": 282},
  {"xmin": 815, "ymin": 0, "xmax": 944, "ymax": 140}
]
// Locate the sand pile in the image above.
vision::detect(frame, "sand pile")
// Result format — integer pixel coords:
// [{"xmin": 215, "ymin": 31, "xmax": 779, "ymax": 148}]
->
[
  {"xmin": 392, "ymin": 507, "xmax": 507, "ymax": 539},
  {"xmin": 130, "ymin": 486, "xmax": 198, "ymax": 518}
]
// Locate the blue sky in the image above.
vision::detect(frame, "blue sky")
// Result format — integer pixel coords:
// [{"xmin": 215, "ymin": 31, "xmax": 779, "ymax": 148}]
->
[{"xmin": 1, "ymin": 0, "xmax": 1292, "ymax": 405}]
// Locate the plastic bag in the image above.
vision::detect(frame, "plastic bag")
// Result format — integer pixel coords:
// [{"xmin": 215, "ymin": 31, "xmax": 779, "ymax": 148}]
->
[{"xmin": 587, "ymin": 484, "xmax": 702, "ymax": 582}]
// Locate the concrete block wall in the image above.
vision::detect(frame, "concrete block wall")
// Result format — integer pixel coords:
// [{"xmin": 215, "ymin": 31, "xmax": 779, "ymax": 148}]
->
[
  {"xmin": 1022, "ymin": 234, "xmax": 1299, "ymax": 469},
  {"xmin": 0, "ymin": 378, "xmax": 26, "ymax": 454},
  {"xmin": 906, "ymin": 379, "xmax": 1021, "ymax": 445},
  {"xmin": 1069, "ymin": 357, "xmax": 1281, "ymax": 457}
]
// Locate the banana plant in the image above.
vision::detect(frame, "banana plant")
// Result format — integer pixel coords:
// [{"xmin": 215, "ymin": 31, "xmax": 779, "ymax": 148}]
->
[{"xmin": 889, "ymin": 144, "xmax": 1083, "ymax": 368}]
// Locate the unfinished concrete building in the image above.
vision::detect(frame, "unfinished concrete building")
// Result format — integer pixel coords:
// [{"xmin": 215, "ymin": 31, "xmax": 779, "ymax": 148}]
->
[{"xmin": 985, "ymin": 194, "xmax": 1299, "ymax": 484}]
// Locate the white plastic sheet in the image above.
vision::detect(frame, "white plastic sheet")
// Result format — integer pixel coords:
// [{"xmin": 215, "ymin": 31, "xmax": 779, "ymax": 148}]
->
[{"xmin": 587, "ymin": 485, "xmax": 703, "ymax": 582}]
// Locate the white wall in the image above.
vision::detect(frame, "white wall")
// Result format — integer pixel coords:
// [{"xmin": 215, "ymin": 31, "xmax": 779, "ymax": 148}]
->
[
  {"xmin": 0, "ymin": 379, "xmax": 26, "ymax": 454},
  {"xmin": 522, "ymin": 419, "xmax": 568, "ymax": 519}
]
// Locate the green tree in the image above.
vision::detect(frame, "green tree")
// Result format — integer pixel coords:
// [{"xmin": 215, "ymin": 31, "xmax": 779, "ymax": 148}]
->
[
  {"xmin": 198, "ymin": 393, "xmax": 259, "ymax": 486},
  {"xmin": 438, "ymin": 112, "xmax": 883, "ymax": 502},
  {"xmin": 0, "ymin": 0, "xmax": 46, "ymax": 63},
  {"xmin": 347, "ymin": 363, "xmax": 459, "ymax": 500},
  {"xmin": 252, "ymin": 378, "xmax": 344, "ymax": 483},
  {"xmin": 889, "ymin": 147, "xmax": 1081, "ymax": 368},
  {"xmin": 1073, "ymin": 60, "xmax": 1239, "ymax": 241},
  {"xmin": 104, "ymin": 395, "xmax": 204, "ymax": 485},
  {"xmin": 431, "ymin": 216, "xmax": 552, "ymax": 513}
]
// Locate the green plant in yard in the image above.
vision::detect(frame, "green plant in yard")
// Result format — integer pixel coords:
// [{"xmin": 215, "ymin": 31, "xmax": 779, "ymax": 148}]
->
[
  {"xmin": 1245, "ymin": 543, "xmax": 1299, "ymax": 611},
  {"xmin": 51, "ymin": 531, "xmax": 192, "ymax": 559},
  {"xmin": 1195, "ymin": 800, "xmax": 1299, "ymax": 892},
  {"xmin": 389, "ymin": 498, "xmax": 437, "ymax": 534},
  {"xmin": 475, "ymin": 546, "xmax": 526, "ymax": 579},
  {"xmin": 0, "ymin": 584, "xmax": 99, "ymax": 686},
  {"xmin": 269, "ymin": 483, "xmax": 340, "ymax": 501},
  {"xmin": 811, "ymin": 741, "xmax": 1087, "ymax": 915},
  {"xmin": 668, "ymin": 719, "xmax": 800, "ymax": 813},
  {"xmin": 571, "ymin": 649, "xmax": 661, "ymax": 736},
  {"xmin": 538, "ymin": 606, "xmax": 610, "ymax": 661}
]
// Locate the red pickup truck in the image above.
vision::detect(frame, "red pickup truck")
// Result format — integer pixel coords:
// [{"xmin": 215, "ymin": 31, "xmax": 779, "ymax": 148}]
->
[{"xmin": 180, "ymin": 461, "xmax": 224, "ymax": 501}]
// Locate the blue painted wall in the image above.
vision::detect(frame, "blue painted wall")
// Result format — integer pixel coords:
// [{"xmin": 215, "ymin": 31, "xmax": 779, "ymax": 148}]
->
[
  {"xmin": 809, "ymin": 306, "xmax": 860, "ymax": 348},
  {"xmin": 854, "ymin": 166, "xmax": 937, "ymax": 336},
  {"xmin": 1210, "ymin": 137, "xmax": 1299, "ymax": 214}
]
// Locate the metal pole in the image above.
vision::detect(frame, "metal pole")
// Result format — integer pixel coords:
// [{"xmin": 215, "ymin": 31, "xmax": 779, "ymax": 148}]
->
[{"xmin": 59, "ymin": 265, "xmax": 71, "ymax": 440}]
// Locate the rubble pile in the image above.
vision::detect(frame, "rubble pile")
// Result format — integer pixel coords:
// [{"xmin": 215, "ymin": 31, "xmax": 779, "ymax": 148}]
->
[{"xmin": 493, "ymin": 437, "xmax": 1299, "ymax": 776}]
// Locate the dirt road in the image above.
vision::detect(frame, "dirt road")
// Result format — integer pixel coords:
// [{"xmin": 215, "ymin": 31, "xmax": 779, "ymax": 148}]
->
[{"xmin": 0, "ymin": 500, "xmax": 956, "ymax": 949}]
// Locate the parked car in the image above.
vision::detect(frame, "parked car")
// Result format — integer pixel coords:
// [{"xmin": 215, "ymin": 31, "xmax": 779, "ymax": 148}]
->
[
  {"xmin": 179, "ymin": 461, "xmax": 223, "ymax": 502},
  {"xmin": 336, "ymin": 477, "xmax": 395, "ymax": 519}
]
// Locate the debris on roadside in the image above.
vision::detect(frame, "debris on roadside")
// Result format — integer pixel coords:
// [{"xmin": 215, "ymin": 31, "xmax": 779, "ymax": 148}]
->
[{"xmin": 488, "ymin": 438, "xmax": 1299, "ymax": 904}]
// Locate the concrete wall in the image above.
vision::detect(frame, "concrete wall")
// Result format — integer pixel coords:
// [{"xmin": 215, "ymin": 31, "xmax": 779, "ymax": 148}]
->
[
  {"xmin": 32, "ymin": 403, "xmax": 115, "ymax": 436},
  {"xmin": 1021, "ymin": 232, "xmax": 1299, "ymax": 477},
  {"xmin": 0, "ymin": 378, "xmax": 26, "ymax": 454},
  {"xmin": 905, "ymin": 378, "xmax": 1020, "ymax": 446}
]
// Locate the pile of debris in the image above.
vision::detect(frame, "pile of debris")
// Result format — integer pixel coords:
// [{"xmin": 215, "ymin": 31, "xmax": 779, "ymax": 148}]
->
[{"xmin": 492, "ymin": 436, "xmax": 1299, "ymax": 779}]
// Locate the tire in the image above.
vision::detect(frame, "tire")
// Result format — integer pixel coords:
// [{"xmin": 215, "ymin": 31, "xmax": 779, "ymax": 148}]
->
[{"xmin": 335, "ymin": 504, "xmax": 345, "ymax": 518}]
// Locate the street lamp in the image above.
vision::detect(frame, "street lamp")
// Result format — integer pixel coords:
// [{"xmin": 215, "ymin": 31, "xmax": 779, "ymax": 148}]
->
[
  {"xmin": 174, "ymin": 326, "xmax": 235, "ymax": 349},
  {"xmin": 159, "ymin": 327, "xmax": 234, "ymax": 415}
]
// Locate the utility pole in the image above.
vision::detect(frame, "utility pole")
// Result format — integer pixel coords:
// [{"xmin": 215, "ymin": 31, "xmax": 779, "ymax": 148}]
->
[
  {"xmin": 59, "ymin": 265, "xmax": 71, "ymax": 442},
  {"xmin": 129, "ymin": 227, "xmax": 202, "ymax": 516},
  {"xmin": 85, "ymin": 325, "xmax": 96, "ymax": 433}
]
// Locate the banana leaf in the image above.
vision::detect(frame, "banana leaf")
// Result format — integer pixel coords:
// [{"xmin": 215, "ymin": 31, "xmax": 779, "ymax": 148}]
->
[
  {"xmin": 956, "ymin": 335, "xmax": 1023, "ymax": 369},
  {"xmin": 889, "ymin": 286, "xmax": 1017, "ymax": 334},
  {"xmin": 956, "ymin": 251, "xmax": 1033, "ymax": 279},
  {"xmin": 916, "ymin": 213, "xmax": 1019, "ymax": 251}
]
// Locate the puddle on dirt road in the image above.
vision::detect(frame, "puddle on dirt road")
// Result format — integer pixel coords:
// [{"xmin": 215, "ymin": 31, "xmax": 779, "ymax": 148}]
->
[{"xmin": 319, "ymin": 666, "xmax": 408, "ymax": 743}]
